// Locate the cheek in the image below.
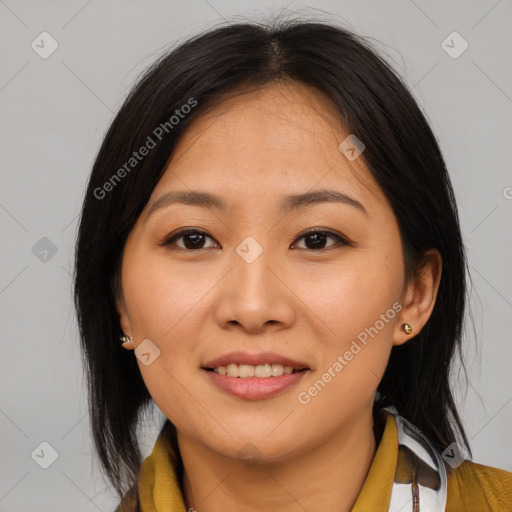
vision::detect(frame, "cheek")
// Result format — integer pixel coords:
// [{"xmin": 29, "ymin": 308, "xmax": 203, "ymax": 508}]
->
[
  {"xmin": 297, "ymin": 251, "xmax": 403, "ymax": 344},
  {"xmin": 122, "ymin": 255, "xmax": 207, "ymax": 430},
  {"xmin": 293, "ymin": 248, "xmax": 403, "ymax": 408},
  {"xmin": 123, "ymin": 249, "xmax": 211, "ymax": 340},
  {"xmin": 121, "ymin": 249, "xmax": 206, "ymax": 388},
  {"xmin": 293, "ymin": 267, "xmax": 400, "ymax": 424}
]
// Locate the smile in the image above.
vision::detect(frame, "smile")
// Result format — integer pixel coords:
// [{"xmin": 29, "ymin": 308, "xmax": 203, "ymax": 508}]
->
[{"xmin": 207, "ymin": 363, "xmax": 306, "ymax": 378}]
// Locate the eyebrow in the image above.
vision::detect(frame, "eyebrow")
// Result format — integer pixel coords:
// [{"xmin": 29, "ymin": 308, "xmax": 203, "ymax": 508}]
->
[{"xmin": 146, "ymin": 188, "xmax": 367, "ymax": 219}]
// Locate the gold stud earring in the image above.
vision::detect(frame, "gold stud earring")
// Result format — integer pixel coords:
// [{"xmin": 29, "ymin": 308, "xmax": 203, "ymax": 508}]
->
[{"xmin": 401, "ymin": 323, "xmax": 413, "ymax": 335}]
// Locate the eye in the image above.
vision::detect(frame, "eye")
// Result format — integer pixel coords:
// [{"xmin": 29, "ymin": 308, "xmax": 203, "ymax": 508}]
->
[
  {"xmin": 159, "ymin": 229, "xmax": 219, "ymax": 250},
  {"xmin": 291, "ymin": 229, "xmax": 350, "ymax": 250}
]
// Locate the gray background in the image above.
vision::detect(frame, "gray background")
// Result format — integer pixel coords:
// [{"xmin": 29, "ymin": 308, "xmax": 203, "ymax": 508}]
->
[{"xmin": 1, "ymin": 0, "xmax": 511, "ymax": 510}]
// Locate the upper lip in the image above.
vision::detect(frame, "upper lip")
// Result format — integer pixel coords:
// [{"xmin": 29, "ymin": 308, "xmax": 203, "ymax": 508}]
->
[{"xmin": 203, "ymin": 352, "xmax": 309, "ymax": 370}]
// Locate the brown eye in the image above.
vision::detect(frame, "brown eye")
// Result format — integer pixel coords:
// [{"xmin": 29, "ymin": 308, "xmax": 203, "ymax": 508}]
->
[
  {"xmin": 160, "ymin": 229, "xmax": 218, "ymax": 250},
  {"xmin": 292, "ymin": 230, "xmax": 350, "ymax": 250}
]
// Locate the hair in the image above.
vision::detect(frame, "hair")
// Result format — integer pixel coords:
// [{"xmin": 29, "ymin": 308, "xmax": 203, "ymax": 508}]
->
[{"xmin": 74, "ymin": 15, "xmax": 472, "ymax": 499}]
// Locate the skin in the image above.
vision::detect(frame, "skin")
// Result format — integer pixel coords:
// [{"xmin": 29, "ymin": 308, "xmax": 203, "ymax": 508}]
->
[{"xmin": 116, "ymin": 81, "xmax": 442, "ymax": 512}]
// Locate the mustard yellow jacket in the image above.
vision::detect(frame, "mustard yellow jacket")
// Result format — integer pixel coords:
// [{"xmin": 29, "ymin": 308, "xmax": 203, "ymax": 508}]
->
[{"xmin": 114, "ymin": 412, "xmax": 512, "ymax": 511}]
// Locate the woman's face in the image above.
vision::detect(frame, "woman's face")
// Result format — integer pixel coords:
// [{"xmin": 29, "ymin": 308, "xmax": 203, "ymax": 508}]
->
[{"xmin": 117, "ymin": 82, "xmax": 413, "ymax": 462}]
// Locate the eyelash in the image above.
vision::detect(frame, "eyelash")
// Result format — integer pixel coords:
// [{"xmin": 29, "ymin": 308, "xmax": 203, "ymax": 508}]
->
[{"xmin": 158, "ymin": 227, "xmax": 352, "ymax": 251}]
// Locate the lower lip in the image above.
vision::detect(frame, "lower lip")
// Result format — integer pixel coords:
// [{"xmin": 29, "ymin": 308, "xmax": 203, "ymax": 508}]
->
[{"xmin": 203, "ymin": 369, "xmax": 309, "ymax": 400}]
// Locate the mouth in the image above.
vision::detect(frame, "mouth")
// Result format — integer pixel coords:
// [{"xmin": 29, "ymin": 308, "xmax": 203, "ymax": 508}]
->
[
  {"xmin": 203, "ymin": 363, "xmax": 309, "ymax": 378},
  {"xmin": 202, "ymin": 351, "xmax": 310, "ymax": 374},
  {"xmin": 201, "ymin": 354, "xmax": 311, "ymax": 400},
  {"xmin": 201, "ymin": 352, "xmax": 311, "ymax": 399}
]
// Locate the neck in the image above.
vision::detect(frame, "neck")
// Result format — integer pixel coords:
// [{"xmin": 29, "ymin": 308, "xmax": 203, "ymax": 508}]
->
[{"xmin": 178, "ymin": 406, "xmax": 378, "ymax": 512}]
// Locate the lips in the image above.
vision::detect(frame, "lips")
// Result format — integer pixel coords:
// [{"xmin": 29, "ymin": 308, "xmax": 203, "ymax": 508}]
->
[
  {"xmin": 202, "ymin": 351, "xmax": 310, "ymax": 371},
  {"xmin": 204, "ymin": 368, "xmax": 308, "ymax": 399}
]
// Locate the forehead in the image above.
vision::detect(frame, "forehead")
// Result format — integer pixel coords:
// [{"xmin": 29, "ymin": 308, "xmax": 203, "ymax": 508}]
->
[
  {"xmin": 151, "ymin": 82, "xmax": 386, "ymax": 212},
  {"xmin": 172, "ymin": 82, "xmax": 345, "ymax": 164}
]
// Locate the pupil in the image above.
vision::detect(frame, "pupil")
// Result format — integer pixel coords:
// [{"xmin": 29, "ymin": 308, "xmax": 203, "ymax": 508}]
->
[
  {"xmin": 185, "ymin": 234, "xmax": 204, "ymax": 249},
  {"xmin": 307, "ymin": 233, "xmax": 326, "ymax": 250}
]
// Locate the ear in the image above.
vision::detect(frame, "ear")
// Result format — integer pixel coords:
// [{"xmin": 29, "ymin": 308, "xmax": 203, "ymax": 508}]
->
[
  {"xmin": 115, "ymin": 293, "xmax": 135, "ymax": 350},
  {"xmin": 394, "ymin": 249, "xmax": 442, "ymax": 346}
]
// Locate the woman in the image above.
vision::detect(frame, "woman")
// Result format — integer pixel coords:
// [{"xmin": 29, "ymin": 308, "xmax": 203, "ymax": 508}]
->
[{"xmin": 74, "ymin": 17, "xmax": 512, "ymax": 512}]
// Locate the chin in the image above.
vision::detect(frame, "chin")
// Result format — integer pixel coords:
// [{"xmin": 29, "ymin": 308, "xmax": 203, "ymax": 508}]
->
[{"xmin": 198, "ymin": 429, "xmax": 307, "ymax": 465}]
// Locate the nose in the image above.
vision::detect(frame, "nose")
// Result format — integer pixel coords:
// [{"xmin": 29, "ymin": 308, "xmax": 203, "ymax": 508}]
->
[{"xmin": 213, "ymin": 245, "xmax": 296, "ymax": 334}]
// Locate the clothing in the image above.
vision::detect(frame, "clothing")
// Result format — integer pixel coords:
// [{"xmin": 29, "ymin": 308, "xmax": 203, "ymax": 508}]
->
[{"xmin": 114, "ymin": 409, "xmax": 512, "ymax": 511}]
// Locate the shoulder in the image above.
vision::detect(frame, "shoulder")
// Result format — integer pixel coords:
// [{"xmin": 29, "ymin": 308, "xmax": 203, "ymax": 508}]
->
[{"xmin": 446, "ymin": 459, "xmax": 512, "ymax": 511}]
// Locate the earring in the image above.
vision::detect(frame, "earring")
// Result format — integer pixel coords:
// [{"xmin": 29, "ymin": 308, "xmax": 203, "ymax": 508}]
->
[
  {"xmin": 120, "ymin": 335, "xmax": 133, "ymax": 344},
  {"xmin": 401, "ymin": 323, "xmax": 413, "ymax": 335}
]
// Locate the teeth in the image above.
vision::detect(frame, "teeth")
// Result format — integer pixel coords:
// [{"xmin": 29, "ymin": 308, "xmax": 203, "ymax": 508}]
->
[{"xmin": 213, "ymin": 363, "xmax": 299, "ymax": 378}]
